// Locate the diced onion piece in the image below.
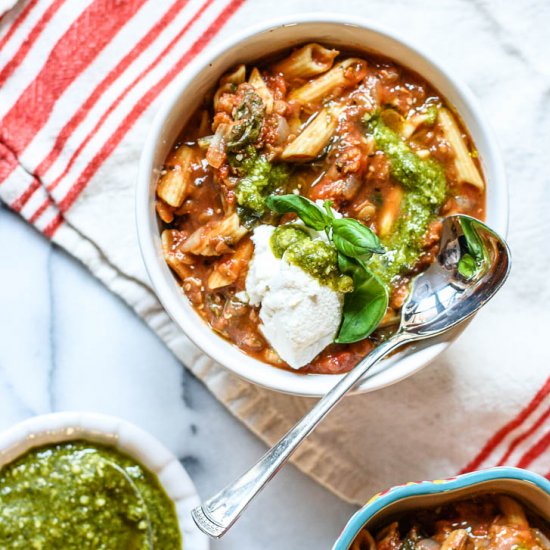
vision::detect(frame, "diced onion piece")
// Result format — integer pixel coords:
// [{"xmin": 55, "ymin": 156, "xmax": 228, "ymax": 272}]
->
[{"xmin": 205, "ymin": 125, "xmax": 227, "ymax": 169}]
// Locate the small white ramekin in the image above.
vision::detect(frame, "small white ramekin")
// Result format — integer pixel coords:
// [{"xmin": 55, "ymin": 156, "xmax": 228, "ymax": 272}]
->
[
  {"xmin": 0, "ymin": 412, "xmax": 209, "ymax": 550},
  {"xmin": 136, "ymin": 14, "xmax": 508, "ymax": 397}
]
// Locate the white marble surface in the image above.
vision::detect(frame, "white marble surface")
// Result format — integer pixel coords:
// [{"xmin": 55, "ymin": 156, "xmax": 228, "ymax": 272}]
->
[{"xmin": 0, "ymin": 204, "xmax": 356, "ymax": 549}]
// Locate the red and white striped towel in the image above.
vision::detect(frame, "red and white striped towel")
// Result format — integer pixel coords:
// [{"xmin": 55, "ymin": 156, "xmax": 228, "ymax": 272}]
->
[{"xmin": 1, "ymin": 0, "xmax": 548, "ymax": 504}]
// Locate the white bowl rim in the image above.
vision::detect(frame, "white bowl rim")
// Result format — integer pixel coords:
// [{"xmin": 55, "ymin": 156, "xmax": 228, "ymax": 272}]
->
[
  {"xmin": 0, "ymin": 412, "xmax": 209, "ymax": 550},
  {"xmin": 136, "ymin": 13, "xmax": 509, "ymax": 397}
]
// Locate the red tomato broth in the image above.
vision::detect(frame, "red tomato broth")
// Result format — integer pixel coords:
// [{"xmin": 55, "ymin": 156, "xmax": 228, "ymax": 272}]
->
[{"xmin": 155, "ymin": 45, "xmax": 486, "ymax": 375}]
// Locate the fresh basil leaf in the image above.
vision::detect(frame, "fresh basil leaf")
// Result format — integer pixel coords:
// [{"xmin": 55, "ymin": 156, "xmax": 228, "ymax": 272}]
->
[
  {"xmin": 337, "ymin": 251, "xmax": 358, "ymax": 275},
  {"xmin": 332, "ymin": 218, "xmax": 385, "ymax": 261},
  {"xmin": 323, "ymin": 200, "xmax": 335, "ymax": 220},
  {"xmin": 460, "ymin": 218, "xmax": 485, "ymax": 260},
  {"xmin": 336, "ymin": 253, "xmax": 388, "ymax": 344},
  {"xmin": 226, "ymin": 91, "xmax": 265, "ymax": 152},
  {"xmin": 265, "ymin": 194, "xmax": 331, "ymax": 231},
  {"xmin": 457, "ymin": 253, "xmax": 477, "ymax": 279},
  {"xmin": 458, "ymin": 218, "xmax": 487, "ymax": 279}
]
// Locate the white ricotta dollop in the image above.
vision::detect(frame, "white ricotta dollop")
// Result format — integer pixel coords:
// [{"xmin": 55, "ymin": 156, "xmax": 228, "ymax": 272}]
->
[
  {"xmin": 245, "ymin": 225, "xmax": 343, "ymax": 369},
  {"xmin": 245, "ymin": 225, "xmax": 282, "ymax": 306}
]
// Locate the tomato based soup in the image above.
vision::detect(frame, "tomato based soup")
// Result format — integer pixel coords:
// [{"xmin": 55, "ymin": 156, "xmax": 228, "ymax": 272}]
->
[
  {"xmin": 351, "ymin": 494, "xmax": 550, "ymax": 550},
  {"xmin": 155, "ymin": 44, "xmax": 486, "ymax": 375}
]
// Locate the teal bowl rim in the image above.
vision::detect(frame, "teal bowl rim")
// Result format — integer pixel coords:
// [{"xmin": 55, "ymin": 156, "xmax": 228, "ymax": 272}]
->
[{"xmin": 332, "ymin": 467, "xmax": 550, "ymax": 550}]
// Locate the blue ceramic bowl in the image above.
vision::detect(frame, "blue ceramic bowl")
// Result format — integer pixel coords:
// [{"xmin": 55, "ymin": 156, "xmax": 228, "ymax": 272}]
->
[{"xmin": 333, "ymin": 467, "xmax": 550, "ymax": 550}]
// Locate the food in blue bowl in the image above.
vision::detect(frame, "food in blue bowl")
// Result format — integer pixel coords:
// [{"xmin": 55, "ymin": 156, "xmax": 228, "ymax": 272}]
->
[{"xmin": 333, "ymin": 468, "xmax": 550, "ymax": 549}]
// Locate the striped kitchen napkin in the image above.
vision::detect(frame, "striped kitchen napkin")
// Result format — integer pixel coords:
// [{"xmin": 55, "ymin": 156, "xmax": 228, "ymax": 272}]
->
[{"xmin": 1, "ymin": 0, "xmax": 548, "ymax": 505}]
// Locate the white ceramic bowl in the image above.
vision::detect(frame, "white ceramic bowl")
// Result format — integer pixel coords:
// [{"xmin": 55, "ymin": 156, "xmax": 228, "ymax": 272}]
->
[
  {"xmin": 137, "ymin": 14, "xmax": 508, "ymax": 397},
  {"xmin": 0, "ymin": 412, "xmax": 209, "ymax": 550}
]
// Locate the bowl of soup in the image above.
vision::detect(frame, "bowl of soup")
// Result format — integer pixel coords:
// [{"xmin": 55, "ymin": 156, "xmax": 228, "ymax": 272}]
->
[
  {"xmin": 136, "ymin": 14, "xmax": 508, "ymax": 396},
  {"xmin": 0, "ymin": 412, "xmax": 209, "ymax": 549},
  {"xmin": 333, "ymin": 468, "xmax": 550, "ymax": 550}
]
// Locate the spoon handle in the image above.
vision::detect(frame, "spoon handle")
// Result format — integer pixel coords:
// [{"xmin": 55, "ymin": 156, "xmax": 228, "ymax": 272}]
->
[{"xmin": 191, "ymin": 332, "xmax": 409, "ymax": 538}]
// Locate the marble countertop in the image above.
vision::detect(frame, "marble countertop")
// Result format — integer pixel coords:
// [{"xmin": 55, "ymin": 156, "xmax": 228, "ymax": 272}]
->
[{"xmin": 0, "ymin": 205, "xmax": 355, "ymax": 548}]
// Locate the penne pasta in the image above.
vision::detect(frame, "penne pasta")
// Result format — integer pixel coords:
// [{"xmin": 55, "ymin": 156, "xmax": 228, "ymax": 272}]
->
[
  {"xmin": 213, "ymin": 64, "xmax": 246, "ymax": 111},
  {"xmin": 381, "ymin": 106, "xmax": 437, "ymax": 139},
  {"xmin": 498, "ymin": 496, "xmax": 530, "ymax": 529},
  {"xmin": 272, "ymin": 43, "xmax": 338, "ymax": 80},
  {"xmin": 438, "ymin": 107, "xmax": 484, "ymax": 190},
  {"xmin": 401, "ymin": 105, "xmax": 438, "ymax": 139},
  {"xmin": 349, "ymin": 529, "xmax": 376, "ymax": 550},
  {"xmin": 223, "ymin": 63, "xmax": 246, "ymax": 85},
  {"xmin": 181, "ymin": 213, "xmax": 247, "ymax": 256},
  {"xmin": 248, "ymin": 67, "xmax": 274, "ymax": 114},
  {"xmin": 281, "ymin": 105, "xmax": 342, "ymax": 161},
  {"xmin": 161, "ymin": 229, "xmax": 192, "ymax": 281},
  {"xmin": 378, "ymin": 308, "xmax": 400, "ymax": 328},
  {"xmin": 155, "ymin": 199, "xmax": 174, "ymax": 224},
  {"xmin": 378, "ymin": 185, "xmax": 404, "ymax": 237},
  {"xmin": 440, "ymin": 529, "xmax": 468, "ymax": 550},
  {"xmin": 207, "ymin": 239, "xmax": 254, "ymax": 289},
  {"xmin": 288, "ymin": 58, "xmax": 368, "ymax": 108},
  {"xmin": 157, "ymin": 145, "xmax": 195, "ymax": 207}
]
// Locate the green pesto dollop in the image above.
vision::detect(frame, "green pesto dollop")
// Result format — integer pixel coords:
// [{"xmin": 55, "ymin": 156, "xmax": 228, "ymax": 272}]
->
[
  {"xmin": 0, "ymin": 441, "xmax": 181, "ymax": 549},
  {"xmin": 230, "ymin": 147, "xmax": 292, "ymax": 217},
  {"xmin": 271, "ymin": 225, "xmax": 353, "ymax": 293},
  {"xmin": 270, "ymin": 224, "xmax": 310, "ymax": 257},
  {"xmin": 366, "ymin": 118, "xmax": 447, "ymax": 285}
]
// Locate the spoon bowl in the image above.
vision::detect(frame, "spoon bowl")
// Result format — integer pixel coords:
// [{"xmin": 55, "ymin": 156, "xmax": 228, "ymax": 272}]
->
[
  {"xmin": 192, "ymin": 215, "xmax": 511, "ymax": 538},
  {"xmin": 402, "ymin": 215, "xmax": 511, "ymax": 337}
]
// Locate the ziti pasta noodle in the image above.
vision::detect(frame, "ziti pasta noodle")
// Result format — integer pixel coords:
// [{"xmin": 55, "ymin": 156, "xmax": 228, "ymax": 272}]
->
[{"xmin": 154, "ymin": 43, "xmax": 487, "ymax": 374}]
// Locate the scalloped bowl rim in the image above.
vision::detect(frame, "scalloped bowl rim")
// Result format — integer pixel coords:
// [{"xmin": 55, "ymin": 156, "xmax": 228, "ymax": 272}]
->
[
  {"xmin": 0, "ymin": 412, "xmax": 209, "ymax": 550},
  {"xmin": 136, "ymin": 13, "xmax": 508, "ymax": 397}
]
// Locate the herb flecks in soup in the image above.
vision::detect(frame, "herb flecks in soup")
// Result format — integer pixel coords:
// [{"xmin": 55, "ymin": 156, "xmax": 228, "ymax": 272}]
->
[
  {"xmin": 155, "ymin": 42, "xmax": 486, "ymax": 374},
  {"xmin": 0, "ymin": 441, "xmax": 181, "ymax": 549},
  {"xmin": 351, "ymin": 494, "xmax": 550, "ymax": 550}
]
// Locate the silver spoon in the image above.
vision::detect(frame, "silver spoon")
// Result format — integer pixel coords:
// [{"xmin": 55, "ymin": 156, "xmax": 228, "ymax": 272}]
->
[{"xmin": 191, "ymin": 214, "xmax": 511, "ymax": 538}]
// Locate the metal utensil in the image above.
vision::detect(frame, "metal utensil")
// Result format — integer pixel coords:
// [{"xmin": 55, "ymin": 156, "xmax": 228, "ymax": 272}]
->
[
  {"xmin": 192, "ymin": 215, "xmax": 511, "ymax": 538},
  {"xmin": 102, "ymin": 459, "xmax": 154, "ymax": 549}
]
